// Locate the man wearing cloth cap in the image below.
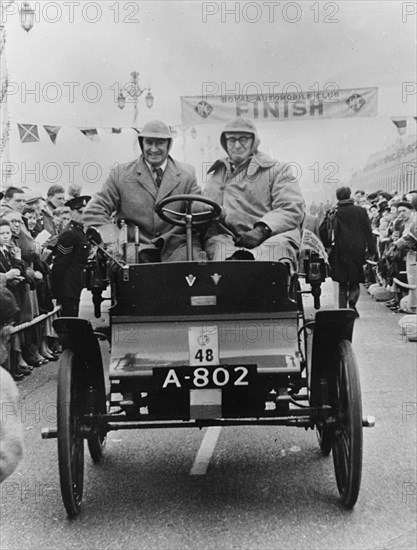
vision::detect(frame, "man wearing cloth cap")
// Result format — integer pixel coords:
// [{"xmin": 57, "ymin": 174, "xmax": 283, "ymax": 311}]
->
[
  {"xmin": 83, "ymin": 120, "xmax": 203, "ymax": 262},
  {"xmin": 203, "ymin": 118, "xmax": 304, "ymax": 269},
  {"xmin": 51, "ymin": 196, "xmax": 91, "ymax": 316}
]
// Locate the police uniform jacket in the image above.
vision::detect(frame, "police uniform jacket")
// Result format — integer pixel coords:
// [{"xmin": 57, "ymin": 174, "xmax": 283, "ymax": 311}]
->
[{"xmin": 51, "ymin": 220, "xmax": 90, "ymax": 300}]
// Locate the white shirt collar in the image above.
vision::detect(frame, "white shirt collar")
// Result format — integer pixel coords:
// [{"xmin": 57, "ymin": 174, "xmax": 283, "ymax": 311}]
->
[{"xmin": 144, "ymin": 159, "xmax": 167, "ymax": 175}]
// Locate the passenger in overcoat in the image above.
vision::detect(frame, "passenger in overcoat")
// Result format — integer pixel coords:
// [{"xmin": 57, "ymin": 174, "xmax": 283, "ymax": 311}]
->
[
  {"xmin": 320, "ymin": 186, "xmax": 376, "ymax": 316},
  {"xmin": 203, "ymin": 118, "xmax": 304, "ymax": 270},
  {"xmin": 83, "ymin": 120, "xmax": 203, "ymax": 262}
]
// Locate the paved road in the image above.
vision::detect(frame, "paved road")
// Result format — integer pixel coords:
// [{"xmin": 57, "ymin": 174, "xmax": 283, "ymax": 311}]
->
[{"xmin": 1, "ymin": 281, "xmax": 416, "ymax": 550}]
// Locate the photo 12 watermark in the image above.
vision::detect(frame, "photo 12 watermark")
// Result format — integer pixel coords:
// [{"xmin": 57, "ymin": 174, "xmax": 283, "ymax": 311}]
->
[
  {"xmin": 0, "ymin": 1, "xmax": 141, "ymax": 25},
  {"xmin": 201, "ymin": 2, "xmax": 340, "ymax": 24},
  {"xmin": 402, "ymin": 402, "xmax": 416, "ymax": 423},
  {"xmin": 402, "ymin": 481, "xmax": 416, "ymax": 503},
  {"xmin": 1, "ymin": 481, "xmax": 59, "ymax": 504},
  {"xmin": 1, "ymin": 161, "xmax": 103, "ymax": 185},
  {"xmin": 402, "ymin": 2, "xmax": 417, "ymax": 23}
]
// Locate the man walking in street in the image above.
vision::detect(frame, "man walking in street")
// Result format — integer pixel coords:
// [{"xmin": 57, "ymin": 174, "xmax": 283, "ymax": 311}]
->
[{"xmin": 320, "ymin": 186, "xmax": 376, "ymax": 317}]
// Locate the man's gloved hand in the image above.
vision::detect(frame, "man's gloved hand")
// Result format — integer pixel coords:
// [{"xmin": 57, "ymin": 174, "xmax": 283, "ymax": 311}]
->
[
  {"xmin": 234, "ymin": 226, "xmax": 269, "ymax": 249},
  {"xmin": 86, "ymin": 227, "xmax": 102, "ymax": 245}
]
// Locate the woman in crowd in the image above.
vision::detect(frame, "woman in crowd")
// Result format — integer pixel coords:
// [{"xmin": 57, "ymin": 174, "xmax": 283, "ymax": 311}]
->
[{"xmin": 1, "ymin": 212, "xmax": 48, "ymax": 376}]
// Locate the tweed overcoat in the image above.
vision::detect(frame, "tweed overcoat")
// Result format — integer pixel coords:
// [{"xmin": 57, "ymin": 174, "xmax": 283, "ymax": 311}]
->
[{"xmin": 83, "ymin": 155, "xmax": 202, "ymax": 260}]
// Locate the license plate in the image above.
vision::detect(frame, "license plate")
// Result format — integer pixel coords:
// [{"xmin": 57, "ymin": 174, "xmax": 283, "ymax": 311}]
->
[{"xmin": 154, "ymin": 365, "xmax": 257, "ymax": 390}]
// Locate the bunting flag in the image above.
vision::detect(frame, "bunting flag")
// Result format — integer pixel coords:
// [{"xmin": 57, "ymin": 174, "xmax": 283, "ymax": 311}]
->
[
  {"xmin": 102, "ymin": 127, "xmax": 122, "ymax": 134},
  {"xmin": 17, "ymin": 123, "xmax": 40, "ymax": 143},
  {"xmin": 16, "ymin": 123, "xmax": 141, "ymax": 144},
  {"xmin": 80, "ymin": 128, "xmax": 99, "ymax": 141},
  {"xmin": 43, "ymin": 125, "xmax": 61, "ymax": 144},
  {"xmin": 391, "ymin": 118, "xmax": 407, "ymax": 135}
]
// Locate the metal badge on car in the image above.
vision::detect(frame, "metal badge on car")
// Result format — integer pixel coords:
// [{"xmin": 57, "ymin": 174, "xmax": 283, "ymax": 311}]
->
[
  {"xmin": 185, "ymin": 274, "xmax": 196, "ymax": 287},
  {"xmin": 211, "ymin": 273, "xmax": 221, "ymax": 285}
]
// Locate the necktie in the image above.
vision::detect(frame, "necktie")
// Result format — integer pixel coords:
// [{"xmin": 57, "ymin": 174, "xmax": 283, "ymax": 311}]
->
[{"xmin": 154, "ymin": 167, "xmax": 163, "ymax": 187}]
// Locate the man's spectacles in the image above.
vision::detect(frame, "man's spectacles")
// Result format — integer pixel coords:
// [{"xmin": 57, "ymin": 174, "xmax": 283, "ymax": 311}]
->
[
  {"xmin": 225, "ymin": 136, "xmax": 253, "ymax": 147},
  {"xmin": 9, "ymin": 220, "xmax": 22, "ymax": 225}
]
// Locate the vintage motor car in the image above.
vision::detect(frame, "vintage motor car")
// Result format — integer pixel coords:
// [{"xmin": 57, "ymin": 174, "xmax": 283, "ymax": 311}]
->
[{"xmin": 42, "ymin": 195, "xmax": 374, "ymax": 517}]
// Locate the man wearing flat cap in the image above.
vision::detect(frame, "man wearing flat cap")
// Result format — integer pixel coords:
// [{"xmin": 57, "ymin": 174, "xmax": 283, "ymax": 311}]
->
[
  {"xmin": 83, "ymin": 120, "xmax": 203, "ymax": 262},
  {"xmin": 51, "ymin": 196, "xmax": 91, "ymax": 316}
]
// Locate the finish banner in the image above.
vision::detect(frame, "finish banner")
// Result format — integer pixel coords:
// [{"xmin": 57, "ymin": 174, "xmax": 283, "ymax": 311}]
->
[{"xmin": 181, "ymin": 87, "xmax": 378, "ymax": 125}]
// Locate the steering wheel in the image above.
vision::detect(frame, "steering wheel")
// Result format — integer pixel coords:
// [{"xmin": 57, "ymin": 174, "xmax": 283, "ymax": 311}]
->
[{"xmin": 155, "ymin": 194, "xmax": 222, "ymax": 227}]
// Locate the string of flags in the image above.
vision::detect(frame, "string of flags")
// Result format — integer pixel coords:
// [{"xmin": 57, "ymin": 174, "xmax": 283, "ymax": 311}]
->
[
  {"xmin": 16, "ymin": 118, "xmax": 417, "ymax": 144},
  {"xmin": 17, "ymin": 123, "xmax": 136, "ymax": 144}
]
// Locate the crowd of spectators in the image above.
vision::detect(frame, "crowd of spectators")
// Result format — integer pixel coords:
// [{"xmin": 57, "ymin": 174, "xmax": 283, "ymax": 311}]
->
[
  {"xmin": 0, "ymin": 183, "xmax": 82, "ymax": 381},
  {"xmin": 309, "ymin": 188, "xmax": 417, "ymax": 313}
]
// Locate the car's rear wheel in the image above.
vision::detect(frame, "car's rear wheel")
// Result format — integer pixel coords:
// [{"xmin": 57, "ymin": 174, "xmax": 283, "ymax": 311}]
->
[{"xmin": 57, "ymin": 350, "xmax": 85, "ymax": 518}]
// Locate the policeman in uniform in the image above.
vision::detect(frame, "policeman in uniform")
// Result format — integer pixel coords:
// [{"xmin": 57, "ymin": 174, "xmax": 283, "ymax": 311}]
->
[{"xmin": 51, "ymin": 196, "xmax": 91, "ymax": 316}]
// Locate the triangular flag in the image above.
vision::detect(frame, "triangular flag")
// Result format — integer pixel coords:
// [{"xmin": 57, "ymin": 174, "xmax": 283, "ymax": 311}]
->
[
  {"xmin": 391, "ymin": 118, "xmax": 407, "ymax": 135},
  {"xmin": 17, "ymin": 123, "xmax": 39, "ymax": 143},
  {"xmin": 80, "ymin": 128, "xmax": 99, "ymax": 141},
  {"xmin": 43, "ymin": 125, "xmax": 61, "ymax": 144},
  {"xmin": 102, "ymin": 127, "xmax": 122, "ymax": 134}
]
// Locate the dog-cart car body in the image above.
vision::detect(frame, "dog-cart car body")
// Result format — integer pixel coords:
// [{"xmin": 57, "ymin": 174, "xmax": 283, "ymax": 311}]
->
[{"xmin": 41, "ymin": 196, "xmax": 374, "ymax": 517}]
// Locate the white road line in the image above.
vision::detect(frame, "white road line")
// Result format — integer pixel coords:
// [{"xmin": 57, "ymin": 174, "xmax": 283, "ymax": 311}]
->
[{"xmin": 190, "ymin": 426, "xmax": 222, "ymax": 476}]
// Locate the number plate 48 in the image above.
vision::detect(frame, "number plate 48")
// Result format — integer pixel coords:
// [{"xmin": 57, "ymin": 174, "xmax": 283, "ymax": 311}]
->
[{"xmin": 188, "ymin": 326, "xmax": 219, "ymax": 366}]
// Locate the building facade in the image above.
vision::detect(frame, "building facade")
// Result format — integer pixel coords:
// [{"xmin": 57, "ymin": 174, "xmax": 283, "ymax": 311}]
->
[{"xmin": 349, "ymin": 134, "xmax": 417, "ymax": 195}]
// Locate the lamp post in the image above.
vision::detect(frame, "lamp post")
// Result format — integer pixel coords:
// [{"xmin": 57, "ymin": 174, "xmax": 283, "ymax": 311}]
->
[
  {"xmin": 0, "ymin": 1, "xmax": 34, "ymax": 183},
  {"xmin": 117, "ymin": 71, "xmax": 153, "ymax": 152},
  {"xmin": 20, "ymin": 2, "xmax": 35, "ymax": 32},
  {"xmin": 117, "ymin": 71, "xmax": 153, "ymax": 128},
  {"xmin": 0, "ymin": 1, "xmax": 35, "ymax": 33}
]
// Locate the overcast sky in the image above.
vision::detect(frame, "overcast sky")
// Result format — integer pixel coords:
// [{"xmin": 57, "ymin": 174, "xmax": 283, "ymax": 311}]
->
[{"xmin": 3, "ymin": 0, "xmax": 417, "ymax": 201}]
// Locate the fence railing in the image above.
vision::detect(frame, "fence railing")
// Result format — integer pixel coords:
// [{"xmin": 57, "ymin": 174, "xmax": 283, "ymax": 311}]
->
[{"xmin": 10, "ymin": 305, "xmax": 61, "ymax": 336}]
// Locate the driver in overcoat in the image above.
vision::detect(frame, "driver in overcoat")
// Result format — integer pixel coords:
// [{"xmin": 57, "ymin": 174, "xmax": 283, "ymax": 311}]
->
[{"xmin": 83, "ymin": 121, "xmax": 203, "ymax": 262}]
